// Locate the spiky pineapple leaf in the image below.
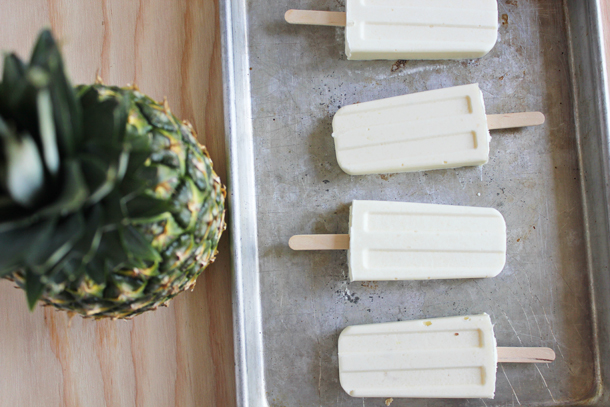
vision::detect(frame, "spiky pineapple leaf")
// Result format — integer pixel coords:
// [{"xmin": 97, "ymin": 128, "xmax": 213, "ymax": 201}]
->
[
  {"xmin": 125, "ymin": 151, "xmax": 152, "ymax": 175},
  {"xmin": 46, "ymin": 253, "xmax": 80, "ymax": 284},
  {"xmin": 1, "ymin": 69, "xmax": 40, "ymax": 139},
  {"xmin": 0, "ymin": 54, "xmax": 26, "ymax": 109},
  {"xmin": 0, "ymin": 196, "xmax": 29, "ymax": 222},
  {"xmin": 79, "ymin": 153, "xmax": 115, "ymax": 204},
  {"xmin": 25, "ymin": 212, "xmax": 85, "ymax": 274},
  {"xmin": 36, "ymin": 88, "xmax": 60, "ymax": 176},
  {"xmin": 46, "ymin": 206, "xmax": 104, "ymax": 285},
  {"xmin": 29, "ymin": 29, "xmax": 82, "ymax": 154},
  {"xmin": 0, "ymin": 127, "xmax": 45, "ymax": 207},
  {"xmin": 80, "ymin": 85, "xmax": 129, "ymax": 145},
  {"xmin": 118, "ymin": 174, "xmax": 147, "ymax": 198},
  {"xmin": 38, "ymin": 159, "xmax": 88, "ymax": 217},
  {"xmin": 121, "ymin": 225, "xmax": 161, "ymax": 263},
  {"xmin": 86, "ymin": 257, "xmax": 105, "ymax": 285},
  {"xmin": 119, "ymin": 159, "xmax": 159, "ymax": 198},
  {"xmin": 97, "ymin": 229, "xmax": 129, "ymax": 271},
  {"xmin": 25, "ymin": 268, "xmax": 44, "ymax": 310},
  {"xmin": 0, "ymin": 217, "xmax": 56, "ymax": 276},
  {"xmin": 101, "ymin": 189, "xmax": 125, "ymax": 226},
  {"xmin": 124, "ymin": 194, "xmax": 173, "ymax": 219},
  {"xmin": 79, "ymin": 150, "xmax": 129, "ymax": 207},
  {"xmin": 1, "ymin": 53, "xmax": 26, "ymax": 83},
  {"xmin": 77, "ymin": 205, "xmax": 104, "ymax": 260}
]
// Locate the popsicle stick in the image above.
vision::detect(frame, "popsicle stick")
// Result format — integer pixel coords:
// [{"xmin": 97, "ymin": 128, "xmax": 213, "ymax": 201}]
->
[
  {"xmin": 285, "ymin": 10, "xmax": 347, "ymax": 27},
  {"xmin": 497, "ymin": 347, "xmax": 556, "ymax": 363},
  {"xmin": 487, "ymin": 112, "xmax": 545, "ymax": 130},
  {"xmin": 289, "ymin": 234, "xmax": 350, "ymax": 250}
]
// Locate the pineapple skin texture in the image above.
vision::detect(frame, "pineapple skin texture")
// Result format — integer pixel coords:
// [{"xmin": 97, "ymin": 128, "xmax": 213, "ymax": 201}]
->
[{"xmin": 12, "ymin": 85, "xmax": 226, "ymax": 319}]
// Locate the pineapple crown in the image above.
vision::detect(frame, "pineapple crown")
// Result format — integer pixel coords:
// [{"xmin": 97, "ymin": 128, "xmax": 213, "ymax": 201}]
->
[{"xmin": 0, "ymin": 30, "xmax": 171, "ymax": 309}]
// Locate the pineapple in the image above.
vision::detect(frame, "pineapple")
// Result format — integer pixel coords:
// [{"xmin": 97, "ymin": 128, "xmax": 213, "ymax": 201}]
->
[{"xmin": 0, "ymin": 30, "xmax": 226, "ymax": 319}]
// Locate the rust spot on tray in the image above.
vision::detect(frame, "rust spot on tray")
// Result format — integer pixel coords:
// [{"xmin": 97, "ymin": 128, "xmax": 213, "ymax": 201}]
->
[
  {"xmin": 361, "ymin": 281, "xmax": 379, "ymax": 290},
  {"xmin": 391, "ymin": 60, "xmax": 408, "ymax": 72}
]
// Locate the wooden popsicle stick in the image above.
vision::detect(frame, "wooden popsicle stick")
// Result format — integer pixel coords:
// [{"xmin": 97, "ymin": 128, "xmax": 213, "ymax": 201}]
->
[
  {"xmin": 487, "ymin": 112, "xmax": 545, "ymax": 130},
  {"xmin": 289, "ymin": 234, "xmax": 350, "ymax": 250},
  {"xmin": 497, "ymin": 347, "xmax": 556, "ymax": 363},
  {"xmin": 285, "ymin": 10, "xmax": 347, "ymax": 27}
]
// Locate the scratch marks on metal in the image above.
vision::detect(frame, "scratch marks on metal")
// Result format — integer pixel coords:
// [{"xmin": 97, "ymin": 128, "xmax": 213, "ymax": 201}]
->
[
  {"xmin": 517, "ymin": 300, "xmax": 533, "ymax": 339},
  {"xmin": 501, "ymin": 364, "xmax": 522, "ymax": 405},
  {"xmin": 539, "ymin": 302, "xmax": 565, "ymax": 361},
  {"xmin": 535, "ymin": 364, "xmax": 557, "ymax": 403},
  {"xmin": 455, "ymin": 171, "xmax": 467, "ymax": 190},
  {"xmin": 503, "ymin": 312, "xmax": 524, "ymax": 346},
  {"xmin": 318, "ymin": 349, "xmax": 322, "ymax": 398},
  {"xmin": 387, "ymin": 64, "xmax": 440, "ymax": 78}
]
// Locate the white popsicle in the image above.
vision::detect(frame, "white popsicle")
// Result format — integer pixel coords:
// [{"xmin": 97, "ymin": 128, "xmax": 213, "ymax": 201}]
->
[
  {"xmin": 285, "ymin": 0, "xmax": 499, "ymax": 60},
  {"xmin": 338, "ymin": 314, "xmax": 556, "ymax": 399},
  {"xmin": 332, "ymin": 84, "xmax": 545, "ymax": 175},
  {"xmin": 289, "ymin": 200, "xmax": 507, "ymax": 281}
]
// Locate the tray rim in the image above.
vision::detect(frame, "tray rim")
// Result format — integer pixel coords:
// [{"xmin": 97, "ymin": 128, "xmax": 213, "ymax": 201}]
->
[
  {"xmin": 220, "ymin": 0, "xmax": 266, "ymax": 405},
  {"xmin": 565, "ymin": 0, "xmax": 610, "ymax": 404}
]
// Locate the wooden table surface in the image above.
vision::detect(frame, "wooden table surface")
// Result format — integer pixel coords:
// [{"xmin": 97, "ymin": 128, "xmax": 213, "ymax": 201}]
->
[
  {"xmin": 1, "ymin": 2, "xmax": 610, "ymax": 407},
  {"xmin": 0, "ymin": 2, "xmax": 235, "ymax": 406}
]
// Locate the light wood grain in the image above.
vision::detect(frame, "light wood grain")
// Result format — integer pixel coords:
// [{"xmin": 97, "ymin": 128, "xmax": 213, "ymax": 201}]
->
[
  {"xmin": 289, "ymin": 234, "xmax": 350, "ymax": 250},
  {"xmin": 497, "ymin": 347, "xmax": 556, "ymax": 364},
  {"xmin": 486, "ymin": 112, "xmax": 545, "ymax": 130},
  {"xmin": 284, "ymin": 10, "xmax": 347, "ymax": 27},
  {"xmin": 0, "ymin": 1, "xmax": 235, "ymax": 407}
]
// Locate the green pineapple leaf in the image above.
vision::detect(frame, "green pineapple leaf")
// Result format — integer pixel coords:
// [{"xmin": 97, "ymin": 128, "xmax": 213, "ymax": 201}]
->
[
  {"xmin": 37, "ymin": 159, "xmax": 88, "ymax": 217},
  {"xmin": 85, "ymin": 258, "xmax": 105, "ymax": 285},
  {"xmin": 29, "ymin": 29, "xmax": 82, "ymax": 155},
  {"xmin": 0, "ymin": 217, "xmax": 56, "ymax": 277},
  {"xmin": 25, "ymin": 268, "xmax": 45, "ymax": 310},
  {"xmin": 96, "ymin": 229, "xmax": 129, "ymax": 271},
  {"xmin": 77, "ymin": 205, "xmax": 104, "ymax": 261},
  {"xmin": 35, "ymin": 87, "xmax": 60, "ymax": 176},
  {"xmin": 1, "ymin": 53, "xmax": 26, "ymax": 84},
  {"xmin": 79, "ymin": 153, "xmax": 116, "ymax": 204},
  {"xmin": 120, "ymin": 225, "xmax": 162, "ymax": 263},
  {"xmin": 25, "ymin": 212, "xmax": 85, "ymax": 274},
  {"xmin": 0, "ymin": 54, "xmax": 27, "ymax": 109},
  {"xmin": 80, "ymin": 86, "xmax": 126, "ymax": 144},
  {"xmin": 0, "ymin": 126, "xmax": 45, "ymax": 207},
  {"xmin": 124, "ymin": 194, "xmax": 173, "ymax": 219}
]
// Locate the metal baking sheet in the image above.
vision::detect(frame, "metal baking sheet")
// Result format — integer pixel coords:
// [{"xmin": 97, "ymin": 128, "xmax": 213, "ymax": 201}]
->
[{"xmin": 222, "ymin": 0, "xmax": 610, "ymax": 406}]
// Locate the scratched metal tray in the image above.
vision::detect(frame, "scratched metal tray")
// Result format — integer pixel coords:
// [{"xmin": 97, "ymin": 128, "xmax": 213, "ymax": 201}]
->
[{"xmin": 221, "ymin": 0, "xmax": 610, "ymax": 406}]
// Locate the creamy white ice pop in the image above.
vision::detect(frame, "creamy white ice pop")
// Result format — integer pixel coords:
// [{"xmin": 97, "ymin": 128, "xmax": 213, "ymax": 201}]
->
[
  {"xmin": 339, "ymin": 314, "xmax": 498, "ymax": 398},
  {"xmin": 289, "ymin": 200, "xmax": 507, "ymax": 281},
  {"xmin": 332, "ymin": 84, "xmax": 545, "ymax": 175},
  {"xmin": 349, "ymin": 200, "xmax": 506, "ymax": 281},
  {"xmin": 338, "ymin": 314, "xmax": 556, "ymax": 399},
  {"xmin": 285, "ymin": 0, "xmax": 499, "ymax": 60},
  {"xmin": 346, "ymin": 0, "xmax": 498, "ymax": 60}
]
